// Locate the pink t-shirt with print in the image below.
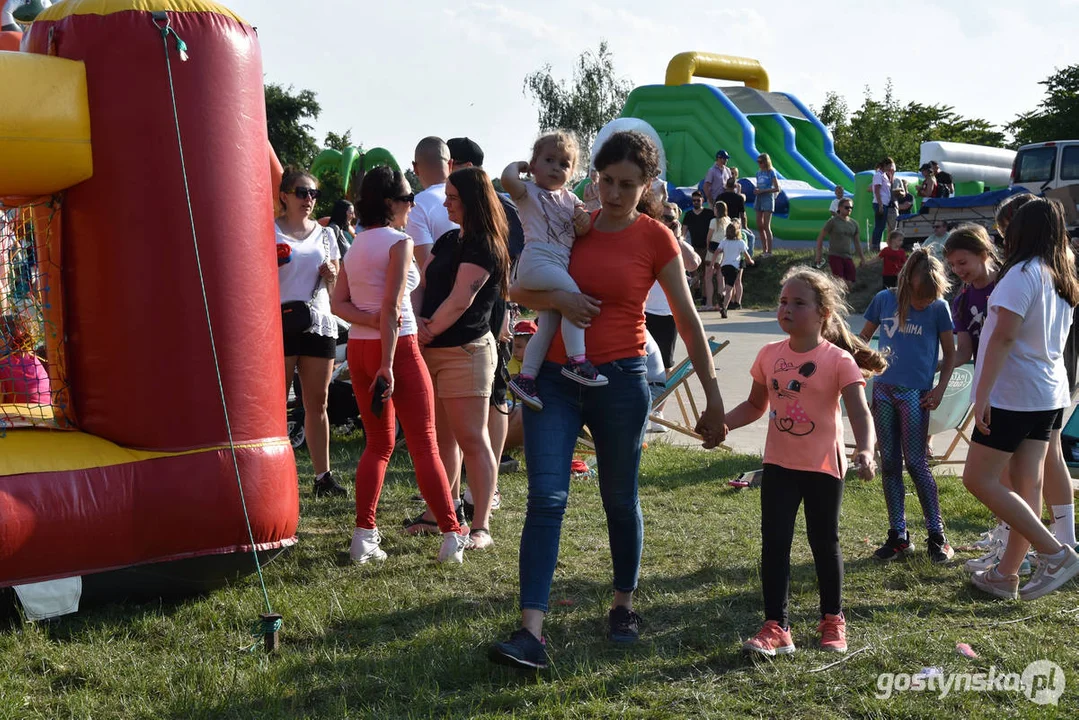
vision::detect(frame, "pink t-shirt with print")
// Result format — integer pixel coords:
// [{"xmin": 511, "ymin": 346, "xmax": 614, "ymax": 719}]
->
[
  {"xmin": 750, "ymin": 338, "xmax": 865, "ymax": 479},
  {"xmin": 0, "ymin": 352, "xmax": 50, "ymax": 405}
]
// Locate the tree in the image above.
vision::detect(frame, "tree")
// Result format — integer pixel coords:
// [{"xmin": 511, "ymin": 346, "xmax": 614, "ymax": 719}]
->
[
  {"xmin": 523, "ymin": 41, "xmax": 632, "ymax": 167},
  {"xmin": 1007, "ymin": 65, "xmax": 1079, "ymax": 147},
  {"xmin": 821, "ymin": 81, "xmax": 1006, "ymax": 172},
  {"xmin": 264, "ymin": 83, "xmax": 321, "ymax": 169}
]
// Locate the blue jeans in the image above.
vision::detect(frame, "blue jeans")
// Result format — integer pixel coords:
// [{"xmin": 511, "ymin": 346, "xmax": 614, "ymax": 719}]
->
[{"xmin": 519, "ymin": 357, "xmax": 650, "ymax": 612}]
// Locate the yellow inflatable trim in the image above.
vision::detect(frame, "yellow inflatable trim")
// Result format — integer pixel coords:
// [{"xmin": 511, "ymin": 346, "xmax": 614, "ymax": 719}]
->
[
  {"xmin": 665, "ymin": 52, "xmax": 771, "ymax": 92},
  {"xmin": 0, "ymin": 53, "xmax": 92, "ymax": 197},
  {"xmin": 37, "ymin": 0, "xmax": 246, "ymax": 24},
  {"xmin": 0, "ymin": 429, "xmax": 290, "ymax": 477}
]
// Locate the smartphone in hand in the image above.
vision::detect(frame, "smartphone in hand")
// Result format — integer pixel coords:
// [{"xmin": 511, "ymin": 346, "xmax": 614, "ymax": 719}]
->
[{"xmin": 372, "ymin": 377, "xmax": 389, "ymax": 418}]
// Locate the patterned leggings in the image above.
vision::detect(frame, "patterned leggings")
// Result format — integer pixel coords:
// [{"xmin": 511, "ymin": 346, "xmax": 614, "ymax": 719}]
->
[{"xmin": 872, "ymin": 382, "xmax": 944, "ymax": 534}]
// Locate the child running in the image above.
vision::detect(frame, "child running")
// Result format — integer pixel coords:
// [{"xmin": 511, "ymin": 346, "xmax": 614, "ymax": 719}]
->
[
  {"xmin": 726, "ymin": 267, "xmax": 882, "ymax": 657},
  {"xmin": 878, "ymin": 230, "xmax": 907, "ymax": 289},
  {"xmin": 715, "ymin": 220, "xmax": 754, "ymax": 318},
  {"xmin": 860, "ymin": 248, "xmax": 956, "ymax": 563},
  {"xmin": 962, "ymin": 198, "xmax": 1079, "ymax": 600},
  {"xmin": 504, "ymin": 131, "xmax": 598, "ymax": 410}
]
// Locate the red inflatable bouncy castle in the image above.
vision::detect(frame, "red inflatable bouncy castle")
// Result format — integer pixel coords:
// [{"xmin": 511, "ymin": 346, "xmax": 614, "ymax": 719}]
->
[{"xmin": 0, "ymin": 0, "xmax": 298, "ymax": 614}]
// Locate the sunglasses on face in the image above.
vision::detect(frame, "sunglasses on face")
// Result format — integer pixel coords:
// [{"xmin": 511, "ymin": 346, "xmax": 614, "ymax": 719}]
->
[
  {"xmin": 292, "ymin": 187, "xmax": 321, "ymax": 200},
  {"xmin": 840, "ymin": 205, "xmax": 852, "ymax": 211},
  {"xmin": 663, "ymin": 215, "xmax": 676, "ymax": 222},
  {"xmin": 394, "ymin": 192, "xmax": 415, "ymax": 205}
]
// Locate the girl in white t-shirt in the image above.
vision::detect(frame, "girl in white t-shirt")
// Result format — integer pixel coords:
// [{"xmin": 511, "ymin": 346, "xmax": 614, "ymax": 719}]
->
[
  {"xmin": 503, "ymin": 131, "xmax": 598, "ymax": 411},
  {"xmin": 715, "ymin": 221, "xmax": 754, "ymax": 319},
  {"xmin": 963, "ymin": 197, "xmax": 1079, "ymax": 600},
  {"xmin": 702, "ymin": 200, "xmax": 730, "ymax": 311}
]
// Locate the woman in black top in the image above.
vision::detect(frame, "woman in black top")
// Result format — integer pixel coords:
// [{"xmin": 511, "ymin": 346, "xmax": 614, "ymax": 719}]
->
[{"xmin": 415, "ymin": 167, "xmax": 510, "ymax": 549}]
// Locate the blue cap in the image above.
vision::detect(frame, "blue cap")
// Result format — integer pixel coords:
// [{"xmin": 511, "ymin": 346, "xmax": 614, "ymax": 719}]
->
[{"xmin": 716, "ymin": 150, "xmax": 730, "ymax": 159}]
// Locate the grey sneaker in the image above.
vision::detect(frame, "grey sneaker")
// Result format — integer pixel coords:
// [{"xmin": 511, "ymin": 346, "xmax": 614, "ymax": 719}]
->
[
  {"xmin": 970, "ymin": 565, "xmax": 1019, "ymax": 600},
  {"xmin": 965, "ymin": 541, "xmax": 1003, "ymax": 573},
  {"xmin": 1019, "ymin": 546, "xmax": 1079, "ymax": 600}
]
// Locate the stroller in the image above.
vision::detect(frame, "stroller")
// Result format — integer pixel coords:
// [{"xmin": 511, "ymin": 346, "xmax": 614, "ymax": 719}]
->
[{"xmin": 287, "ymin": 320, "xmax": 361, "ymax": 449}]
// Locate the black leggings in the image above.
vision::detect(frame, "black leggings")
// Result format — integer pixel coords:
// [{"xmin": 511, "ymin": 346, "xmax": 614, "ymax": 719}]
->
[{"xmin": 761, "ymin": 463, "xmax": 844, "ymax": 627}]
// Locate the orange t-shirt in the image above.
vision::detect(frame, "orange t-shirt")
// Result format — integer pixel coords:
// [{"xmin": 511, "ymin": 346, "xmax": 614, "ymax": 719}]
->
[
  {"xmin": 750, "ymin": 339, "xmax": 865, "ymax": 479},
  {"xmin": 547, "ymin": 214, "xmax": 679, "ymax": 365}
]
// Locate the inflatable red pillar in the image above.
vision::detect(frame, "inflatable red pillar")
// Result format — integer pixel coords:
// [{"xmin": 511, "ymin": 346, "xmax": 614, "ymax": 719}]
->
[{"xmin": 0, "ymin": 0, "xmax": 298, "ymax": 591}]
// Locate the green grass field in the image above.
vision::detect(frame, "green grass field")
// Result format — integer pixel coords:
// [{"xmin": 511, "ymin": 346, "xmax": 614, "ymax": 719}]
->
[
  {"xmin": 738, "ymin": 249, "xmax": 886, "ymax": 313},
  {"xmin": 2, "ymin": 437, "xmax": 1076, "ymax": 719}
]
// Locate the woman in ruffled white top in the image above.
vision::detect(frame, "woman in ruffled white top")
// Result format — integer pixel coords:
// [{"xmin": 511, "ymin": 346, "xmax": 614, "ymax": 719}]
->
[{"xmin": 275, "ymin": 169, "xmax": 345, "ymax": 498}]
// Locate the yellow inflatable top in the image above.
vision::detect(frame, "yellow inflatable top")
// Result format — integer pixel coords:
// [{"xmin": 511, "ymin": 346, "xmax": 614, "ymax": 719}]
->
[{"xmin": 37, "ymin": 0, "xmax": 246, "ymax": 23}]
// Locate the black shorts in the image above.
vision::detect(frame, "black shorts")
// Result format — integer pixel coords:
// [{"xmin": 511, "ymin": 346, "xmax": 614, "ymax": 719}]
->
[
  {"xmin": 971, "ymin": 407, "xmax": 1064, "ymax": 453},
  {"xmin": 491, "ymin": 339, "xmax": 510, "ymax": 408},
  {"xmin": 283, "ymin": 330, "xmax": 336, "ymax": 359},
  {"xmin": 720, "ymin": 264, "xmax": 740, "ymax": 286},
  {"xmin": 645, "ymin": 312, "xmax": 677, "ymax": 369}
]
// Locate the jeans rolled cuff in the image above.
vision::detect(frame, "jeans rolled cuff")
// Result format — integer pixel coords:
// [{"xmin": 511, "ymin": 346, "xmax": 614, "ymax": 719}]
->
[{"xmin": 520, "ymin": 601, "xmax": 549, "ymax": 613}]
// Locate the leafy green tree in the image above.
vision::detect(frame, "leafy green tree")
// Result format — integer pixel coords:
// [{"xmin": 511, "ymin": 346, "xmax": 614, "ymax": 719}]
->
[
  {"xmin": 523, "ymin": 41, "xmax": 632, "ymax": 164},
  {"xmin": 264, "ymin": 83, "xmax": 321, "ymax": 169},
  {"xmin": 404, "ymin": 169, "xmax": 422, "ymax": 194},
  {"xmin": 823, "ymin": 81, "xmax": 1005, "ymax": 172},
  {"xmin": 1007, "ymin": 65, "xmax": 1079, "ymax": 147}
]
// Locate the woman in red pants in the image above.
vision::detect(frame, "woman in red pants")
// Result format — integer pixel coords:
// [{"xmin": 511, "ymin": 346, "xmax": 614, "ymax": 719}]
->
[{"xmin": 330, "ymin": 166, "xmax": 467, "ymax": 564}]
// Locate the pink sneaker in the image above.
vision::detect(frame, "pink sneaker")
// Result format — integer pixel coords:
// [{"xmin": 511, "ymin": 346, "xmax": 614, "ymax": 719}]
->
[
  {"xmin": 742, "ymin": 620, "xmax": 795, "ymax": 657},
  {"xmin": 818, "ymin": 613, "xmax": 848, "ymax": 653}
]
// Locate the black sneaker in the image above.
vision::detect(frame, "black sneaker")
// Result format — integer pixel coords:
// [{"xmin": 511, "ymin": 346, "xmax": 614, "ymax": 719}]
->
[
  {"xmin": 873, "ymin": 529, "xmax": 915, "ymax": 561},
  {"xmin": 927, "ymin": 532, "xmax": 955, "ymax": 564},
  {"xmin": 489, "ymin": 628, "xmax": 548, "ymax": 670},
  {"xmin": 608, "ymin": 605, "xmax": 643, "ymax": 643},
  {"xmin": 729, "ymin": 301, "xmax": 741, "ymax": 310},
  {"xmin": 313, "ymin": 471, "xmax": 348, "ymax": 498},
  {"xmin": 499, "ymin": 455, "xmax": 520, "ymax": 473},
  {"xmin": 720, "ymin": 306, "xmax": 728, "ymax": 319}
]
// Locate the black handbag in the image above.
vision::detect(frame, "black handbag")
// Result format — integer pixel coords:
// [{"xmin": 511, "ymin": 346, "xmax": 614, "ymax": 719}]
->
[{"xmin": 281, "ymin": 227, "xmax": 331, "ymax": 334}]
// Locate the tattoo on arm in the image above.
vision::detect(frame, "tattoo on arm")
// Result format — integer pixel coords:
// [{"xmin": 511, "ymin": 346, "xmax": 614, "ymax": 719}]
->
[{"xmin": 470, "ymin": 278, "xmax": 484, "ymax": 294}]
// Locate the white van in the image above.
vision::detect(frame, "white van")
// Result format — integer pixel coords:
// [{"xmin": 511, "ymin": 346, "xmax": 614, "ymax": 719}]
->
[{"xmin": 1011, "ymin": 140, "xmax": 1079, "ymax": 230}]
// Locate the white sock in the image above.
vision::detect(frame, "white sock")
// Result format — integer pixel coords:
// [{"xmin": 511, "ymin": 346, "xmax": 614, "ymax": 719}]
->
[{"xmin": 1050, "ymin": 504, "xmax": 1076, "ymax": 547}]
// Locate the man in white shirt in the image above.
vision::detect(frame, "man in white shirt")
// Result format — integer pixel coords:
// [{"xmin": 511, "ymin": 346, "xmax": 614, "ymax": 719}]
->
[
  {"xmin": 871, "ymin": 158, "xmax": 894, "ymax": 250},
  {"xmin": 407, "ymin": 136, "xmax": 458, "ymax": 269}
]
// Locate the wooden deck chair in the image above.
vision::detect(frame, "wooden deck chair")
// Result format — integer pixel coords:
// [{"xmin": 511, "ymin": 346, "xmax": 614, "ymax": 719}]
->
[
  {"xmin": 577, "ymin": 336, "xmax": 730, "ymax": 452},
  {"xmin": 648, "ymin": 336, "xmax": 730, "ymax": 441}
]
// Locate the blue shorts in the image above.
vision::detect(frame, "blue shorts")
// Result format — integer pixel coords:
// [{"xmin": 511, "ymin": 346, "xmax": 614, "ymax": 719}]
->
[{"xmin": 756, "ymin": 193, "xmax": 775, "ymax": 213}]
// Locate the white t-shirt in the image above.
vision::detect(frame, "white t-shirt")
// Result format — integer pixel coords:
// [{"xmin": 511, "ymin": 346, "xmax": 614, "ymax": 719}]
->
[
  {"xmin": 405, "ymin": 183, "xmax": 458, "ymax": 248},
  {"xmin": 708, "ymin": 216, "xmax": 731, "ymax": 243},
  {"xmin": 344, "ymin": 226, "xmax": 420, "ymax": 340},
  {"xmin": 717, "ymin": 238, "xmax": 748, "ymax": 268},
  {"xmin": 973, "ymin": 257, "xmax": 1074, "ymax": 411},
  {"xmin": 276, "ymin": 221, "xmax": 340, "ymax": 337},
  {"xmin": 829, "ymin": 198, "xmax": 841, "ymax": 214},
  {"xmin": 517, "ymin": 181, "xmax": 583, "ymax": 251},
  {"xmin": 645, "ymin": 280, "xmax": 671, "ymax": 316},
  {"xmin": 871, "ymin": 170, "xmax": 892, "ymax": 206}
]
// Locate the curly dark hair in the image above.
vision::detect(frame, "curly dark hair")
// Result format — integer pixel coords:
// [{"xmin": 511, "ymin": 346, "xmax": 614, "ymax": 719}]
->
[
  {"xmin": 357, "ymin": 166, "xmax": 407, "ymax": 229},
  {"xmin": 593, "ymin": 131, "xmax": 663, "ymax": 219}
]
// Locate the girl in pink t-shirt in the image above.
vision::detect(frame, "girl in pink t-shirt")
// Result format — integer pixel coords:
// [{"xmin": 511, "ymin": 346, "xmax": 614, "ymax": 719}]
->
[
  {"xmin": 0, "ymin": 313, "xmax": 50, "ymax": 406},
  {"xmin": 725, "ymin": 267, "xmax": 885, "ymax": 658}
]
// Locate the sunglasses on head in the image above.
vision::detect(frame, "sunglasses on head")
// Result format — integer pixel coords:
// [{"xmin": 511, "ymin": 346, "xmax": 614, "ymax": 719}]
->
[
  {"xmin": 292, "ymin": 187, "xmax": 321, "ymax": 200},
  {"xmin": 394, "ymin": 192, "xmax": 415, "ymax": 204}
]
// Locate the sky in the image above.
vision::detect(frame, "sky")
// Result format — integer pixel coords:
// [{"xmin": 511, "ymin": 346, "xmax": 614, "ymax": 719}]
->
[{"xmin": 227, "ymin": 0, "xmax": 1077, "ymax": 176}]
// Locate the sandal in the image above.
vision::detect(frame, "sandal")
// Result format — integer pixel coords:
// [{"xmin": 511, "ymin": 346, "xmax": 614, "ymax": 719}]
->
[
  {"xmin": 468, "ymin": 528, "xmax": 494, "ymax": 550},
  {"xmin": 402, "ymin": 514, "xmax": 440, "ymax": 536}
]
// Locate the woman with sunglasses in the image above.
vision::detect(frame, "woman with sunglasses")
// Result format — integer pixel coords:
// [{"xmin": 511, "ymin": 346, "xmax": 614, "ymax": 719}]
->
[
  {"xmin": 330, "ymin": 166, "xmax": 467, "ymax": 564},
  {"xmin": 413, "ymin": 166, "xmax": 510, "ymax": 550},
  {"xmin": 276, "ymin": 169, "xmax": 346, "ymax": 497}
]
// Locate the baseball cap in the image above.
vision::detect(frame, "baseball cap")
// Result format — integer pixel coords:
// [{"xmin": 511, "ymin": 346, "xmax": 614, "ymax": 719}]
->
[
  {"xmin": 513, "ymin": 319, "xmax": 538, "ymax": 336},
  {"xmin": 447, "ymin": 137, "xmax": 484, "ymax": 167},
  {"xmin": 716, "ymin": 150, "xmax": 730, "ymax": 159}
]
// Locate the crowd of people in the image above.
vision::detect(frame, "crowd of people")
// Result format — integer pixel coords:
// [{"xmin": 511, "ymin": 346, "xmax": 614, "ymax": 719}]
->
[{"xmin": 271, "ymin": 130, "xmax": 1079, "ymax": 670}]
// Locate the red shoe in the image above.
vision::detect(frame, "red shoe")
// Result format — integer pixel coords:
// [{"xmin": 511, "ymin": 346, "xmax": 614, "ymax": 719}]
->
[
  {"xmin": 818, "ymin": 613, "xmax": 848, "ymax": 653},
  {"xmin": 742, "ymin": 620, "xmax": 795, "ymax": 657}
]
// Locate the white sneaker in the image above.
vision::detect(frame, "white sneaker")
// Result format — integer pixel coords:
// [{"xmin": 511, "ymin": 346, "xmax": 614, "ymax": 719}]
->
[
  {"xmin": 1019, "ymin": 546, "xmax": 1079, "ymax": 600},
  {"xmin": 972, "ymin": 524, "xmax": 1005, "ymax": 549},
  {"xmin": 349, "ymin": 527, "xmax": 387, "ymax": 564},
  {"xmin": 965, "ymin": 541, "xmax": 1003, "ymax": 573},
  {"xmin": 648, "ymin": 411, "xmax": 667, "ymax": 433},
  {"xmin": 437, "ymin": 531, "xmax": 467, "ymax": 564}
]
